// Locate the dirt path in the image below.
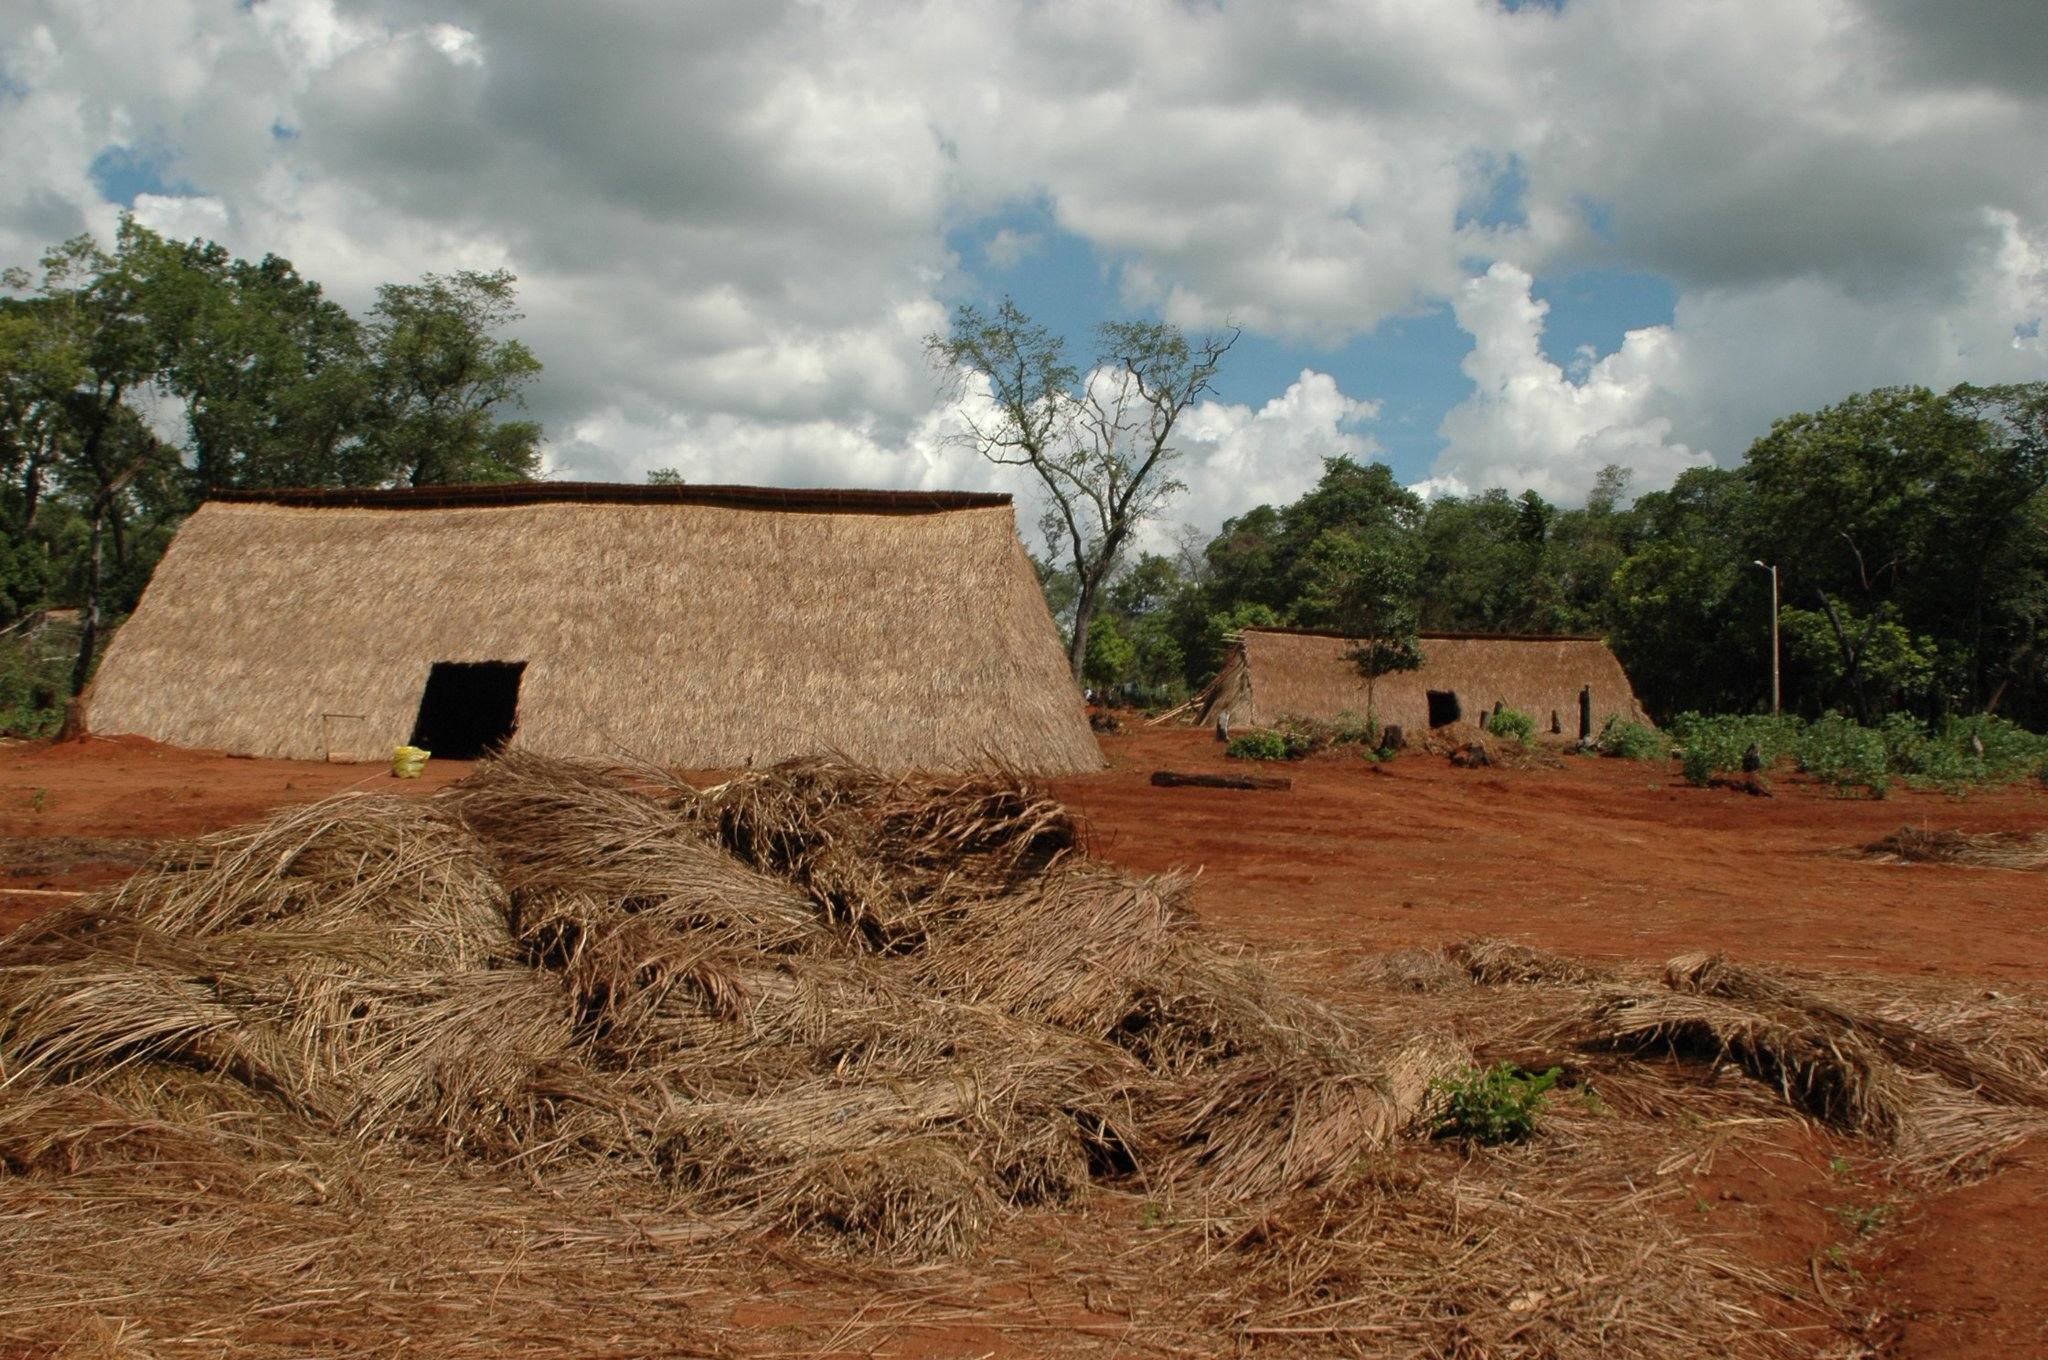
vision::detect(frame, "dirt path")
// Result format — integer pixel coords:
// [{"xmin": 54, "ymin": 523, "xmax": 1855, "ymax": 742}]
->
[{"xmin": 1053, "ymin": 725, "xmax": 2047, "ymax": 984}]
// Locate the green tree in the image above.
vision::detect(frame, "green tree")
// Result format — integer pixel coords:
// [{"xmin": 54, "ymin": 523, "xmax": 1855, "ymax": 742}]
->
[
  {"xmin": 1295, "ymin": 525, "xmax": 1424, "ymax": 720},
  {"xmin": 1416, "ymin": 488, "xmax": 1538, "ymax": 630},
  {"xmin": 1780, "ymin": 602, "xmax": 1936, "ymax": 713},
  {"xmin": 1746, "ymin": 384, "xmax": 2048, "ymax": 719},
  {"xmin": 1082, "ymin": 614, "xmax": 1137, "ymax": 691},
  {"xmin": 1608, "ymin": 466, "xmax": 1760, "ymax": 718},
  {"xmin": 362, "ymin": 269, "xmax": 542, "ymax": 485},
  {"xmin": 144, "ymin": 237, "xmax": 372, "ymax": 491},
  {"xmin": 3, "ymin": 226, "xmax": 185, "ymax": 692}
]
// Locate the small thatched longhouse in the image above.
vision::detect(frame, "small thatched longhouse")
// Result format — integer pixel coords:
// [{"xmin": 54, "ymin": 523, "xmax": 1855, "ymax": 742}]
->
[
  {"xmin": 1196, "ymin": 627, "xmax": 1648, "ymax": 738},
  {"xmin": 86, "ymin": 483, "xmax": 1103, "ymax": 773}
]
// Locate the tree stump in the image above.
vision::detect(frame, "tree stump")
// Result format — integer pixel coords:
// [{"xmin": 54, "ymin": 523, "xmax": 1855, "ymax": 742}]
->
[{"xmin": 1450, "ymin": 742, "xmax": 1492, "ymax": 768}]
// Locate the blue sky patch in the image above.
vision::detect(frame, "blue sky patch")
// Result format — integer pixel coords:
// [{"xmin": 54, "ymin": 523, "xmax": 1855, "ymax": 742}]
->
[
  {"xmin": 1458, "ymin": 152, "xmax": 1528, "ymax": 232},
  {"xmin": 944, "ymin": 202, "xmax": 1684, "ymax": 489},
  {"xmin": 88, "ymin": 144, "xmax": 196, "ymax": 208},
  {"xmin": 1531, "ymin": 268, "xmax": 1678, "ymax": 370}
]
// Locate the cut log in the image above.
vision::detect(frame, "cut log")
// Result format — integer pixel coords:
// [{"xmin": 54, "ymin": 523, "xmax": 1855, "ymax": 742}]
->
[{"xmin": 1151, "ymin": 770, "xmax": 1293, "ymax": 791}]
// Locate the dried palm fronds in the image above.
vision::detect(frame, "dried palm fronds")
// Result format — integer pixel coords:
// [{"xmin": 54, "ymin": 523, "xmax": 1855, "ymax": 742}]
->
[
  {"xmin": 1862, "ymin": 825, "xmax": 2048, "ymax": 870},
  {"xmin": 1664, "ymin": 952, "xmax": 2048, "ymax": 1108},
  {"xmin": 1579, "ymin": 989, "xmax": 1906, "ymax": 1137},
  {"xmin": 907, "ymin": 863, "xmax": 1193, "ymax": 1039},
  {"xmin": 7, "ymin": 752, "xmax": 2048, "ymax": 1360},
  {"xmin": 444, "ymin": 750, "xmax": 826, "ymax": 956},
  {"xmin": 96, "ymin": 793, "xmax": 512, "ymax": 965},
  {"xmin": 1149, "ymin": 1032, "xmax": 1468, "ymax": 1203},
  {"xmin": 1352, "ymin": 944, "xmax": 1471, "ymax": 993},
  {"xmin": 1178, "ymin": 1150, "xmax": 1801, "ymax": 1360},
  {"xmin": 1451, "ymin": 936, "xmax": 1613, "ymax": 987},
  {"xmin": 701, "ymin": 755, "xmax": 1080, "ymax": 946}
]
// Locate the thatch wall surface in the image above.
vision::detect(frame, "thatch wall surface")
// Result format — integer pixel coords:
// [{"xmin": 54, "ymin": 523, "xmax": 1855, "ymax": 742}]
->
[
  {"xmin": 1197, "ymin": 628, "xmax": 1648, "ymax": 736},
  {"xmin": 87, "ymin": 496, "xmax": 1102, "ymax": 773}
]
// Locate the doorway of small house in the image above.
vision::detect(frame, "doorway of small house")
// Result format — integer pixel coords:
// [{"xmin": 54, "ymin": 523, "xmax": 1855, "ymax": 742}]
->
[
  {"xmin": 1426, "ymin": 690, "xmax": 1461, "ymax": 728},
  {"xmin": 409, "ymin": 661, "xmax": 526, "ymax": 759}
]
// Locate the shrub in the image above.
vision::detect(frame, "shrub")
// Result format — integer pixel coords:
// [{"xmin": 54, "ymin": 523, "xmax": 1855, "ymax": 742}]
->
[
  {"xmin": 1941, "ymin": 714, "xmax": 2048, "ymax": 784},
  {"xmin": 1225, "ymin": 729, "xmax": 1293, "ymax": 762},
  {"xmin": 1877, "ymin": 713, "xmax": 2048, "ymax": 792},
  {"xmin": 1487, "ymin": 706, "xmax": 1536, "ymax": 746},
  {"xmin": 1430, "ymin": 1062, "xmax": 1561, "ymax": 1145},
  {"xmin": 1792, "ymin": 713, "xmax": 1889, "ymax": 795},
  {"xmin": 1328, "ymin": 709, "xmax": 1380, "ymax": 748},
  {"xmin": 1670, "ymin": 712, "xmax": 1803, "ymax": 786},
  {"xmin": 1667, "ymin": 711, "xmax": 2048, "ymax": 794},
  {"xmin": 1247, "ymin": 713, "xmax": 1386, "ymax": 761},
  {"xmin": 0, "ymin": 635, "xmax": 67, "ymax": 740},
  {"xmin": 1596, "ymin": 716, "xmax": 1664, "ymax": 761}
]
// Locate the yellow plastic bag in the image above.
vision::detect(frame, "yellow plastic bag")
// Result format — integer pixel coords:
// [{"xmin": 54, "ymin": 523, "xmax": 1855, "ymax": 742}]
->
[{"xmin": 392, "ymin": 745, "xmax": 431, "ymax": 779}]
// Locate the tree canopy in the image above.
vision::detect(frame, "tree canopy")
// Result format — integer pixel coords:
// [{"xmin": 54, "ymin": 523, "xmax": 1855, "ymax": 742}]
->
[{"xmin": 0, "ymin": 219, "xmax": 544, "ymax": 705}]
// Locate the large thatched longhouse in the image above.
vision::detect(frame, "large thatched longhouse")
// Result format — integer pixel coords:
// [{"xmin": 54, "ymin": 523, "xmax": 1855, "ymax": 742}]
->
[
  {"xmin": 1197, "ymin": 626, "xmax": 1648, "ymax": 738},
  {"xmin": 85, "ymin": 482, "xmax": 1102, "ymax": 773}
]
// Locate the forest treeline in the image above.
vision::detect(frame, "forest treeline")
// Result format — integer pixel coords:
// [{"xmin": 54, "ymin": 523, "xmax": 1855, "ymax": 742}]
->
[{"xmin": 1065, "ymin": 382, "xmax": 2048, "ymax": 728}]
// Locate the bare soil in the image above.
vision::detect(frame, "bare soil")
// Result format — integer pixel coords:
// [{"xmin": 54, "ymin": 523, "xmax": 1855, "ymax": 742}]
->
[{"xmin": 2, "ymin": 726, "xmax": 2044, "ymax": 1357}]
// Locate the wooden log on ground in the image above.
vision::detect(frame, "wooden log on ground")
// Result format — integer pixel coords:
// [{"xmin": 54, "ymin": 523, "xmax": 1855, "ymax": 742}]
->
[{"xmin": 1151, "ymin": 770, "xmax": 1293, "ymax": 791}]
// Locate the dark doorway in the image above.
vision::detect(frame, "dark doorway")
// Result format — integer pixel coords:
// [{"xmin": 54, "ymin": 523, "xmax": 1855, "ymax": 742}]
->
[
  {"xmin": 410, "ymin": 661, "xmax": 526, "ymax": 758},
  {"xmin": 1426, "ymin": 690, "xmax": 1461, "ymax": 728}
]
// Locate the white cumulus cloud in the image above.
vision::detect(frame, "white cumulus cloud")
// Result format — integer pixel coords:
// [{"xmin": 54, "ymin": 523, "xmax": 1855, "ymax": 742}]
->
[
  {"xmin": 1428, "ymin": 263, "xmax": 1704, "ymax": 502},
  {"xmin": 1, "ymin": 0, "xmax": 2043, "ymax": 517}
]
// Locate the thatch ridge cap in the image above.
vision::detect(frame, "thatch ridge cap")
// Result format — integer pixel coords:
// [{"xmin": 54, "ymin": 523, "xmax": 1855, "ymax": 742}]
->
[
  {"xmin": 1240, "ymin": 626, "xmax": 1610, "ymax": 645},
  {"xmin": 204, "ymin": 481, "xmax": 1014, "ymax": 515}
]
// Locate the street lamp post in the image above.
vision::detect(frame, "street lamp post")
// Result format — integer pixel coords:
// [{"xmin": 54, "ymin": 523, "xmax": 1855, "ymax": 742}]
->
[{"xmin": 1752, "ymin": 560, "xmax": 1780, "ymax": 716}]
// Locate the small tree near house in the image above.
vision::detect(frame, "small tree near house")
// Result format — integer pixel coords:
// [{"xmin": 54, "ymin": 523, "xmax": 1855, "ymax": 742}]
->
[{"xmin": 1296, "ymin": 526, "xmax": 1424, "ymax": 722}]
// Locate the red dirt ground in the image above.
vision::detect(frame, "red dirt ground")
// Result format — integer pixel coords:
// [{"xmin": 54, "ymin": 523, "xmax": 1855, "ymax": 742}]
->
[{"xmin": 1, "ymin": 727, "xmax": 2044, "ymax": 1357}]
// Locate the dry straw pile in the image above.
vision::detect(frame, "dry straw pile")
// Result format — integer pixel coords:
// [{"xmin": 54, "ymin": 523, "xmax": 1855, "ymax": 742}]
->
[
  {"xmin": 0, "ymin": 752, "xmax": 1468, "ymax": 1353},
  {"xmin": 2, "ymin": 755, "xmax": 2044, "ymax": 1357},
  {"xmin": 1862, "ymin": 825, "xmax": 2048, "ymax": 871}
]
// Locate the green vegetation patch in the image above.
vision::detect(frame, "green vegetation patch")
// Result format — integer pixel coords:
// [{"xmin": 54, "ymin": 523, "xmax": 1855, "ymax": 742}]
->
[{"xmin": 1430, "ymin": 1062, "xmax": 1561, "ymax": 1145}]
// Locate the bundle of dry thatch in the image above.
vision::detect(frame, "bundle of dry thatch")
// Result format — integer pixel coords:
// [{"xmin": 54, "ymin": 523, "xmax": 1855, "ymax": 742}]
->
[
  {"xmin": 1357, "ymin": 937, "xmax": 2048, "ymax": 1177},
  {"xmin": 0, "ymin": 752, "xmax": 1456, "ymax": 1272},
  {"xmin": 1862, "ymin": 825, "xmax": 2048, "ymax": 871}
]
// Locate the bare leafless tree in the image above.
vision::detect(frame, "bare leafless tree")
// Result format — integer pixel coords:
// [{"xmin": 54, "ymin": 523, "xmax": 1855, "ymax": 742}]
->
[{"xmin": 929, "ymin": 300, "xmax": 1236, "ymax": 681}]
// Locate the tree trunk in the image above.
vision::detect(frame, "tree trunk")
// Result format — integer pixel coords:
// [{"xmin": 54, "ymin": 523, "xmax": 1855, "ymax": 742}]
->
[
  {"xmin": 1067, "ymin": 551, "xmax": 1120, "ymax": 685},
  {"xmin": 1067, "ymin": 580, "xmax": 1097, "ymax": 683},
  {"xmin": 71, "ymin": 504, "xmax": 105, "ymax": 696},
  {"xmin": 21, "ymin": 458, "xmax": 43, "ymax": 531},
  {"xmin": 1151, "ymin": 770, "xmax": 1291, "ymax": 790},
  {"xmin": 1815, "ymin": 590, "xmax": 1870, "ymax": 724}
]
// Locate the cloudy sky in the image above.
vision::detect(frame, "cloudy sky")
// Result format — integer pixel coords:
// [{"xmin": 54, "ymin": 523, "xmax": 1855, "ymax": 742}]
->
[{"xmin": 4, "ymin": 0, "xmax": 2044, "ymax": 542}]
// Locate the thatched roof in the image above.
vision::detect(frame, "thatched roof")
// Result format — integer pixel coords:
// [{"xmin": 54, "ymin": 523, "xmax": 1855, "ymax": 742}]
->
[
  {"xmin": 86, "ymin": 485, "xmax": 1102, "ymax": 773},
  {"xmin": 1197, "ymin": 627, "xmax": 1648, "ymax": 736}
]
